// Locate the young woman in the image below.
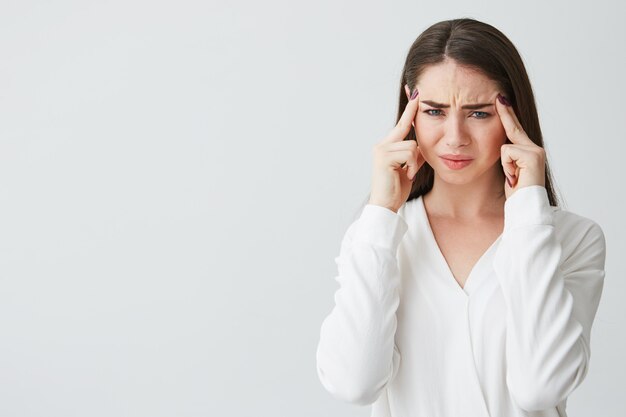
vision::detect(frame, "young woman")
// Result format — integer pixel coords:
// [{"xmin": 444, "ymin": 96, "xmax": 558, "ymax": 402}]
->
[{"xmin": 316, "ymin": 18, "xmax": 606, "ymax": 417}]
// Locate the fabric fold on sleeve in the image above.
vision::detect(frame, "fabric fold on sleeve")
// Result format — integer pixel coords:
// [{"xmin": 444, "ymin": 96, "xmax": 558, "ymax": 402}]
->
[
  {"xmin": 353, "ymin": 204, "xmax": 409, "ymax": 252},
  {"xmin": 503, "ymin": 185, "xmax": 553, "ymax": 230},
  {"xmin": 316, "ymin": 204, "xmax": 408, "ymax": 405},
  {"xmin": 493, "ymin": 185, "xmax": 606, "ymax": 412}
]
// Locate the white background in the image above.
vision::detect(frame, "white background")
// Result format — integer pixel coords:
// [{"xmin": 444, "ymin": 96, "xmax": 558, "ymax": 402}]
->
[{"xmin": 0, "ymin": 0, "xmax": 624, "ymax": 416}]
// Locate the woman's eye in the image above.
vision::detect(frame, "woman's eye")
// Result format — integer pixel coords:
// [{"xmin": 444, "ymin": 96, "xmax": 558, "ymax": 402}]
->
[{"xmin": 423, "ymin": 109, "xmax": 490, "ymax": 118}]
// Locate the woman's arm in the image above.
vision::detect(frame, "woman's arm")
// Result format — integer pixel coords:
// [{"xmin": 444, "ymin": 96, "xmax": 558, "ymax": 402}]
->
[
  {"xmin": 493, "ymin": 185, "xmax": 606, "ymax": 412},
  {"xmin": 316, "ymin": 204, "xmax": 408, "ymax": 405}
]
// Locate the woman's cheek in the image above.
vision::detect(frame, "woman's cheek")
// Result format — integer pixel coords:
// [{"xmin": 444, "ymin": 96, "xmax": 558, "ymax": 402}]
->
[
  {"xmin": 483, "ymin": 119, "xmax": 507, "ymax": 142},
  {"xmin": 414, "ymin": 134, "xmax": 435, "ymax": 160},
  {"xmin": 414, "ymin": 124, "xmax": 439, "ymax": 146}
]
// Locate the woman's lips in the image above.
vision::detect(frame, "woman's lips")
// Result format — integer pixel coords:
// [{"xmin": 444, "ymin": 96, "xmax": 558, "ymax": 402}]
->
[
  {"xmin": 440, "ymin": 154, "xmax": 473, "ymax": 160},
  {"xmin": 440, "ymin": 156, "xmax": 473, "ymax": 170}
]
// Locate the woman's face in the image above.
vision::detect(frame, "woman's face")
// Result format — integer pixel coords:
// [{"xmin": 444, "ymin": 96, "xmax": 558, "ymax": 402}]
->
[{"xmin": 411, "ymin": 59, "xmax": 508, "ymax": 184}]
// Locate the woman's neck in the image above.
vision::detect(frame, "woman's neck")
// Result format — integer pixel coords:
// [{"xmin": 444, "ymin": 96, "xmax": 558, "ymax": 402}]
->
[{"xmin": 423, "ymin": 169, "xmax": 506, "ymax": 220}]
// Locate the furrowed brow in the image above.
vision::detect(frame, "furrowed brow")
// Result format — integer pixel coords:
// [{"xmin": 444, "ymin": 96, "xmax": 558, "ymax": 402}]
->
[
  {"xmin": 421, "ymin": 100, "xmax": 493, "ymax": 110},
  {"xmin": 461, "ymin": 103, "xmax": 493, "ymax": 110},
  {"xmin": 421, "ymin": 100, "xmax": 449, "ymax": 108}
]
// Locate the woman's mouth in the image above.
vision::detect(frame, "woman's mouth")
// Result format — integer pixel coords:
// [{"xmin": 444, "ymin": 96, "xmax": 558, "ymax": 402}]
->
[{"xmin": 440, "ymin": 156, "xmax": 473, "ymax": 170}]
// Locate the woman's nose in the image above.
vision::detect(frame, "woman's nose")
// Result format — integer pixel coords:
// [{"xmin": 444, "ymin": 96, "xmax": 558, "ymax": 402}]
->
[{"xmin": 443, "ymin": 118, "xmax": 470, "ymax": 147}]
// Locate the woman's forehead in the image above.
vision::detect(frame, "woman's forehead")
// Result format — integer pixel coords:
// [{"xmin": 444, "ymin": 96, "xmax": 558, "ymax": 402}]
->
[{"xmin": 417, "ymin": 61, "xmax": 499, "ymax": 99}]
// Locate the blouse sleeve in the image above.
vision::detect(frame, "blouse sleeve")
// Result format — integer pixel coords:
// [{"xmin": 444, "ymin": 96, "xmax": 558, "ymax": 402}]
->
[
  {"xmin": 492, "ymin": 185, "xmax": 606, "ymax": 412},
  {"xmin": 316, "ymin": 203, "xmax": 408, "ymax": 406}
]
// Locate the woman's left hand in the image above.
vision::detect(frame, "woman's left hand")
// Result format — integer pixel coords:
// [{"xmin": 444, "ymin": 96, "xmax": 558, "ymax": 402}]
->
[{"xmin": 495, "ymin": 93, "xmax": 546, "ymax": 199}]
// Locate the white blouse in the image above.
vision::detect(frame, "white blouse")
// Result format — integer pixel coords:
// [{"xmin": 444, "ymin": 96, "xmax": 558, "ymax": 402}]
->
[{"xmin": 316, "ymin": 185, "xmax": 606, "ymax": 417}]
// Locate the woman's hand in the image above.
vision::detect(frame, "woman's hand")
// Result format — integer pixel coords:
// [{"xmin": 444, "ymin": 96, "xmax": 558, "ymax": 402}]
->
[
  {"xmin": 368, "ymin": 84, "xmax": 426, "ymax": 213},
  {"xmin": 495, "ymin": 94, "xmax": 546, "ymax": 199}
]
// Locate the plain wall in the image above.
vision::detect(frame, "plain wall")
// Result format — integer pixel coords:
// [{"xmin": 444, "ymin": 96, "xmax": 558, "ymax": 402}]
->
[{"xmin": 0, "ymin": 0, "xmax": 624, "ymax": 416}]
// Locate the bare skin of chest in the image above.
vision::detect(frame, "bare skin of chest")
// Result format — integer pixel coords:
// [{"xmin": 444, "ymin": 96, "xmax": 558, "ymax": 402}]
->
[{"xmin": 428, "ymin": 217, "xmax": 504, "ymax": 289}]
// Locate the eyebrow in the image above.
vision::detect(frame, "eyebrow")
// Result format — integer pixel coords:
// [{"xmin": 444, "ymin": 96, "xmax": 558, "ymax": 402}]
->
[{"xmin": 421, "ymin": 100, "xmax": 494, "ymax": 110}]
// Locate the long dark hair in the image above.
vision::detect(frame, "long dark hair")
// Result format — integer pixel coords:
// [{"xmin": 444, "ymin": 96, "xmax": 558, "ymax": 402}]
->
[{"xmin": 356, "ymin": 18, "xmax": 562, "ymax": 219}]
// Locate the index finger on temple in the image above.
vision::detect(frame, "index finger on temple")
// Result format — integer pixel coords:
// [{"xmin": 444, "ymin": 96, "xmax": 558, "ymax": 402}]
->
[{"xmin": 382, "ymin": 85, "xmax": 419, "ymax": 143}]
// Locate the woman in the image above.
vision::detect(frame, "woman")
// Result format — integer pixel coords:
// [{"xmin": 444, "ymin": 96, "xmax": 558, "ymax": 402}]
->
[{"xmin": 315, "ymin": 18, "xmax": 606, "ymax": 417}]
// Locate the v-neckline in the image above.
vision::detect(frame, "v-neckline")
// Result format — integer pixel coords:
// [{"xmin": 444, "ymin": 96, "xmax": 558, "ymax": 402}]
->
[{"xmin": 417, "ymin": 195, "xmax": 502, "ymax": 296}]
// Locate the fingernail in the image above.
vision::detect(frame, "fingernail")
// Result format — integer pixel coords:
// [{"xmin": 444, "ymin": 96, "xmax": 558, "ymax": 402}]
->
[
  {"xmin": 410, "ymin": 88, "xmax": 419, "ymax": 100},
  {"xmin": 497, "ymin": 94, "xmax": 511, "ymax": 107}
]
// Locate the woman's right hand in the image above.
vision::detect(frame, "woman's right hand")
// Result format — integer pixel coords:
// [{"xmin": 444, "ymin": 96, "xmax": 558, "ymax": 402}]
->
[{"xmin": 368, "ymin": 84, "xmax": 426, "ymax": 213}]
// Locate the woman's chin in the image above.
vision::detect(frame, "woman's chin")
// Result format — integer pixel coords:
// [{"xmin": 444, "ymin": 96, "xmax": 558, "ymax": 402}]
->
[
  {"xmin": 442, "ymin": 176, "xmax": 472, "ymax": 185},
  {"xmin": 434, "ymin": 168, "xmax": 473, "ymax": 183},
  {"xmin": 434, "ymin": 162, "xmax": 503, "ymax": 186}
]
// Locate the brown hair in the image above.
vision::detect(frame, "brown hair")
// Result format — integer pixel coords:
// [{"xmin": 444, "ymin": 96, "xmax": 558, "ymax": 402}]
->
[{"xmin": 357, "ymin": 18, "xmax": 561, "ymax": 217}]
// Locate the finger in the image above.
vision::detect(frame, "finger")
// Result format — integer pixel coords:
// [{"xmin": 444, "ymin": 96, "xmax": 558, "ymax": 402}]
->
[
  {"xmin": 500, "ymin": 145, "xmax": 527, "ymax": 185},
  {"xmin": 409, "ymin": 149, "xmax": 425, "ymax": 180},
  {"xmin": 495, "ymin": 94, "xmax": 534, "ymax": 146},
  {"xmin": 388, "ymin": 144, "xmax": 423, "ymax": 180},
  {"xmin": 381, "ymin": 84, "xmax": 419, "ymax": 144},
  {"xmin": 501, "ymin": 150, "xmax": 517, "ymax": 182},
  {"xmin": 385, "ymin": 149, "xmax": 417, "ymax": 172},
  {"xmin": 405, "ymin": 84, "xmax": 418, "ymax": 129},
  {"xmin": 505, "ymin": 174, "xmax": 513, "ymax": 189}
]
